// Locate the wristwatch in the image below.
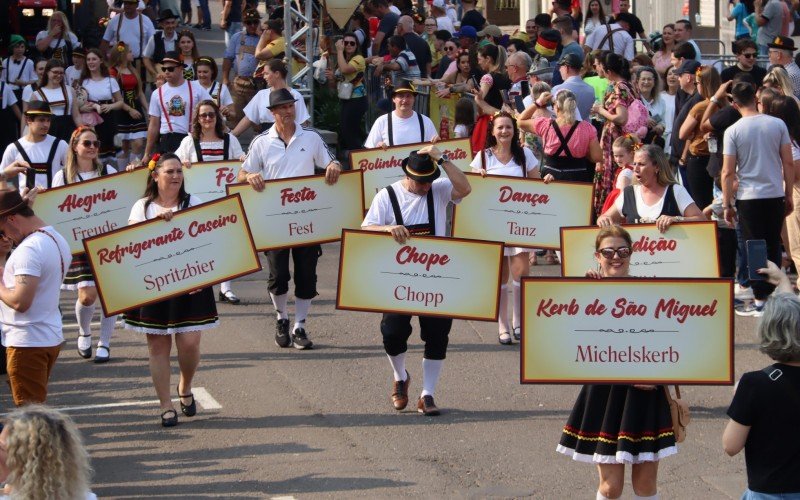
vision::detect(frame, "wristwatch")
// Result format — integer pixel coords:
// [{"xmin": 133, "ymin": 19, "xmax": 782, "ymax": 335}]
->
[
  {"xmin": 437, "ymin": 153, "xmax": 449, "ymax": 165},
  {"xmin": 710, "ymin": 96, "xmax": 720, "ymax": 105}
]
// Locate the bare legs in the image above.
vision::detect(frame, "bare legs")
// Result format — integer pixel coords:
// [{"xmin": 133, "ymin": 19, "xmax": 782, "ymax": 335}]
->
[
  {"xmin": 596, "ymin": 462, "xmax": 659, "ymax": 499},
  {"xmin": 145, "ymin": 332, "xmax": 202, "ymax": 413}
]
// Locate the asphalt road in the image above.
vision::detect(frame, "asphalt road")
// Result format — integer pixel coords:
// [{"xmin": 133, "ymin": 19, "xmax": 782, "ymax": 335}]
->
[{"xmin": 0, "ymin": 6, "xmax": 769, "ymax": 499}]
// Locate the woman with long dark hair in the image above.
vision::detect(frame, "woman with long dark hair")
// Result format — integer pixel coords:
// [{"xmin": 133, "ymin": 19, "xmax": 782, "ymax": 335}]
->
[
  {"xmin": 651, "ymin": 24, "xmax": 676, "ymax": 75},
  {"xmin": 124, "ymin": 153, "xmax": 218, "ymax": 427},
  {"xmin": 109, "ymin": 42, "xmax": 148, "ymax": 166},
  {"xmin": 28, "ymin": 59, "xmax": 82, "ymax": 143},
  {"xmin": 471, "ymin": 112, "xmax": 540, "ymax": 344},
  {"xmin": 177, "ymin": 30, "xmax": 200, "ymax": 81},
  {"xmin": 470, "ymin": 44, "xmax": 510, "ymax": 154},
  {"xmin": 583, "ymin": 0, "xmax": 609, "ymax": 39},
  {"xmin": 195, "ymin": 57, "xmax": 234, "ymax": 121},
  {"xmin": 52, "ymin": 127, "xmax": 118, "ymax": 363},
  {"xmin": 324, "ymin": 33, "xmax": 368, "ymax": 154},
  {"xmin": 79, "ymin": 48, "xmax": 123, "ymax": 164}
]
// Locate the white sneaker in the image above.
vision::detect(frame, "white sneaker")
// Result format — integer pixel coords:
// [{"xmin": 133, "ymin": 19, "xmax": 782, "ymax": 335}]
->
[{"xmin": 735, "ymin": 284, "xmax": 754, "ymax": 300}]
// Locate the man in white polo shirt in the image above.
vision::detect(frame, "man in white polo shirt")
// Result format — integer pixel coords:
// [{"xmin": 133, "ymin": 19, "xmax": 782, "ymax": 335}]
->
[
  {"xmin": 238, "ymin": 89, "xmax": 341, "ymax": 350},
  {"xmin": 364, "ymin": 83, "xmax": 438, "ymax": 149},
  {"xmin": 143, "ymin": 51, "xmax": 211, "ymax": 158}
]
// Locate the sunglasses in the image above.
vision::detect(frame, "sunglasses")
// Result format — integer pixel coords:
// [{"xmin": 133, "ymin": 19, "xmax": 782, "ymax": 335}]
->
[
  {"xmin": 598, "ymin": 246, "xmax": 632, "ymax": 259},
  {"xmin": 245, "ymin": 20, "xmax": 259, "ymax": 25},
  {"xmin": 343, "ymin": 40, "xmax": 357, "ymax": 46},
  {"xmin": 741, "ymin": 52, "xmax": 757, "ymax": 58},
  {"xmin": 162, "ymin": 66, "xmax": 179, "ymax": 72},
  {"xmin": 444, "ymin": 46, "xmax": 457, "ymax": 51},
  {"xmin": 79, "ymin": 140, "xmax": 100, "ymax": 148},
  {"xmin": 198, "ymin": 112, "xmax": 216, "ymax": 119}
]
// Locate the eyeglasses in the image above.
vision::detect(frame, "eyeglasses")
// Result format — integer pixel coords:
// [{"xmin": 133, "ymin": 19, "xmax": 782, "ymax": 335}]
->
[
  {"xmin": 162, "ymin": 66, "xmax": 179, "ymax": 72},
  {"xmin": 597, "ymin": 246, "xmax": 632, "ymax": 259},
  {"xmin": 198, "ymin": 112, "xmax": 216, "ymax": 119},
  {"xmin": 425, "ymin": 23, "xmax": 436, "ymax": 27},
  {"xmin": 741, "ymin": 52, "xmax": 757, "ymax": 58},
  {"xmin": 343, "ymin": 40, "xmax": 357, "ymax": 46},
  {"xmin": 49, "ymin": 71, "xmax": 64, "ymax": 75},
  {"xmin": 79, "ymin": 140, "xmax": 100, "ymax": 148},
  {"xmin": 505, "ymin": 64, "xmax": 518, "ymax": 69},
  {"xmin": 444, "ymin": 46, "xmax": 457, "ymax": 52}
]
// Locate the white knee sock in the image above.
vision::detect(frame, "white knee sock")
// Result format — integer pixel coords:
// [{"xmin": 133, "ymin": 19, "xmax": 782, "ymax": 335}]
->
[
  {"xmin": 76, "ymin": 300, "xmax": 95, "ymax": 349},
  {"xmin": 511, "ymin": 280, "xmax": 521, "ymax": 331},
  {"xmin": 294, "ymin": 298, "xmax": 311, "ymax": 331},
  {"xmin": 387, "ymin": 353, "xmax": 407, "ymax": 382},
  {"xmin": 596, "ymin": 491, "xmax": 610, "ymax": 500},
  {"xmin": 270, "ymin": 293, "xmax": 288, "ymax": 320},
  {"xmin": 98, "ymin": 313, "xmax": 116, "ymax": 348},
  {"xmin": 498, "ymin": 284, "xmax": 510, "ymax": 334},
  {"xmin": 220, "ymin": 280, "xmax": 232, "ymax": 294},
  {"xmin": 633, "ymin": 494, "xmax": 659, "ymax": 500},
  {"xmin": 421, "ymin": 358, "xmax": 443, "ymax": 397}
]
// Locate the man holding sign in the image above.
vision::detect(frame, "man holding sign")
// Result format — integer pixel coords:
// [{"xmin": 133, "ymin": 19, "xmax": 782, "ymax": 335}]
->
[
  {"xmin": 239, "ymin": 88, "xmax": 341, "ymax": 350},
  {"xmin": 362, "ymin": 147, "xmax": 471, "ymax": 416}
]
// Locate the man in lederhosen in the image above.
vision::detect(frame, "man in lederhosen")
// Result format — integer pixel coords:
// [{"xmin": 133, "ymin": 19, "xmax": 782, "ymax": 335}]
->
[
  {"xmin": 361, "ymin": 146, "xmax": 471, "ymax": 416},
  {"xmin": 143, "ymin": 9, "xmax": 180, "ymax": 90},
  {"xmin": 100, "ymin": 0, "xmax": 155, "ymax": 85},
  {"xmin": 223, "ymin": 8, "xmax": 262, "ymax": 125},
  {"xmin": 0, "ymin": 101, "xmax": 68, "ymax": 191},
  {"xmin": 364, "ymin": 83, "xmax": 439, "ymax": 149},
  {"xmin": 143, "ymin": 52, "xmax": 211, "ymax": 158}
]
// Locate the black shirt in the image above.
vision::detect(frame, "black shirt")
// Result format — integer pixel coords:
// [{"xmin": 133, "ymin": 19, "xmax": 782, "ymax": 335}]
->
[
  {"xmin": 377, "ymin": 12, "xmax": 399, "ymax": 56},
  {"xmin": 460, "ymin": 10, "xmax": 486, "ymax": 31},
  {"xmin": 720, "ymin": 64, "xmax": 768, "ymax": 85},
  {"xmin": 403, "ymin": 33, "xmax": 431, "ymax": 78},
  {"xmin": 727, "ymin": 364, "xmax": 800, "ymax": 494},
  {"xmin": 706, "ymin": 105, "xmax": 741, "ymax": 177},
  {"xmin": 670, "ymin": 90, "xmax": 702, "ymax": 163},
  {"xmin": 225, "ymin": 0, "xmax": 242, "ymax": 23}
]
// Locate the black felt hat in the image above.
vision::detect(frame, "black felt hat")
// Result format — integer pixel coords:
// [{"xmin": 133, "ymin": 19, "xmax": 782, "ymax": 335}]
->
[{"xmin": 401, "ymin": 151, "xmax": 441, "ymax": 183}]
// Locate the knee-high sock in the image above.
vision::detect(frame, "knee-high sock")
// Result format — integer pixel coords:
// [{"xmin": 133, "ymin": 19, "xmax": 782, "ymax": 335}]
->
[
  {"xmin": 294, "ymin": 298, "xmax": 311, "ymax": 331},
  {"xmin": 76, "ymin": 300, "xmax": 95, "ymax": 349},
  {"xmin": 498, "ymin": 284, "xmax": 510, "ymax": 334},
  {"xmin": 512, "ymin": 280, "xmax": 522, "ymax": 330},
  {"xmin": 421, "ymin": 358, "xmax": 443, "ymax": 397},
  {"xmin": 220, "ymin": 280, "xmax": 232, "ymax": 294},
  {"xmin": 596, "ymin": 492, "xmax": 610, "ymax": 500},
  {"xmin": 270, "ymin": 292, "xmax": 288, "ymax": 320},
  {"xmin": 387, "ymin": 353, "xmax": 407, "ymax": 382},
  {"xmin": 98, "ymin": 313, "xmax": 116, "ymax": 348}
]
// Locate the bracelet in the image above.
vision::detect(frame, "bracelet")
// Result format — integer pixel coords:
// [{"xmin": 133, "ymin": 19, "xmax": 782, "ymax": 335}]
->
[{"xmin": 710, "ymin": 96, "xmax": 720, "ymax": 105}]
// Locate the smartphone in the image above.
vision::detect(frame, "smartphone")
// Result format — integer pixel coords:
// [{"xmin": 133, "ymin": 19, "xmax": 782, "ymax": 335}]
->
[
  {"xmin": 746, "ymin": 239, "xmax": 768, "ymax": 281},
  {"xmin": 514, "ymin": 95, "xmax": 526, "ymax": 113},
  {"xmin": 500, "ymin": 89, "xmax": 511, "ymax": 106}
]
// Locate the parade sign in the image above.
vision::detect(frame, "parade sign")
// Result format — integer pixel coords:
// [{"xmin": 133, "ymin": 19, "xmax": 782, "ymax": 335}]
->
[
  {"xmin": 521, "ymin": 278, "xmax": 733, "ymax": 385},
  {"xmin": 350, "ymin": 138, "xmax": 472, "ymax": 210},
  {"xmin": 560, "ymin": 222, "xmax": 720, "ymax": 277},
  {"xmin": 429, "ymin": 90, "xmax": 457, "ymax": 139},
  {"xmin": 183, "ymin": 160, "xmax": 241, "ymax": 201},
  {"xmin": 83, "ymin": 195, "xmax": 261, "ymax": 316},
  {"xmin": 226, "ymin": 170, "xmax": 364, "ymax": 251},
  {"xmin": 451, "ymin": 174, "xmax": 594, "ymax": 249},
  {"xmin": 337, "ymin": 229, "xmax": 503, "ymax": 321},
  {"xmin": 35, "ymin": 168, "xmax": 150, "ymax": 255}
]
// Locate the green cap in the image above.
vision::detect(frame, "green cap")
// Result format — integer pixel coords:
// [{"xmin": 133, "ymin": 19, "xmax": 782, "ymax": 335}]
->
[{"xmin": 9, "ymin": 35, "xmax": 25, "ymax": 48}]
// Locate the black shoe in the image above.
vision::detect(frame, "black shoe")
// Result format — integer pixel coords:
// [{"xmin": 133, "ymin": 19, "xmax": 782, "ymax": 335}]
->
[
  {"xmin": 192, "ymin": 23, "xmax": 203, "ymax": 28},
  {"xmin": 218, "ymin": 290, "xmax": 241, "ymax": 304},
  {"xmin": 201, "ymin": 25, "xmax": 211, "ymax": 31},
  {"xmin": 177, "ymin": 385, "xmax": 197, "ymax": 417},
  {"xmin": 94, "ymin": 345, "xmax": 110, "ymax": 364},
  {"xmin": 292, "ymin": 327, "xmax": 313, "ymax": 350},
  {"xmin": 77, "ymin": 335, "xmax": 92, "ymax": 359},
  {"xmin": 161, "ymin": 409, "xmax": 178, "ymax": 427},
  {"xmin": 275, "ymin": 319, "xmax": 291, "ymax": 348}
]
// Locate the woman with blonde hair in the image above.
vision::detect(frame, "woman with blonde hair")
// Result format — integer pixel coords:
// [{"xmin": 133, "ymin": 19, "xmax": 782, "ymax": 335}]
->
[
  {"xmin": 0, "ymin": 405, "xmax": 96, "ymax": 499},
  {"xmin": 762, "ymin": 66, "xmax": 800, "ymax": 106},
  {"xmin": 51, "ymin": 127, "xmax": 119, "ymax": 363},
  {"xmin": 35, "ymin": 11, "xmax": 80, "ymax": 66},
  {"xmin": 108, "ymin": 41, "xmax": 148, "ymax": 166}
]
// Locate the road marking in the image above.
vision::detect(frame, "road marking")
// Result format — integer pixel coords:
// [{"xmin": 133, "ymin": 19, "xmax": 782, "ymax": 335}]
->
[
  {"xmin": 271, "ymin": 497, "xmax": 297, "ymax": 500},
  {"xmin": 5, "ymin": 387, "xmax": 223, "ymax": 414},
  {"xmin": 193, "ymin": 387, "xmax": 222, "ymax": 410}
]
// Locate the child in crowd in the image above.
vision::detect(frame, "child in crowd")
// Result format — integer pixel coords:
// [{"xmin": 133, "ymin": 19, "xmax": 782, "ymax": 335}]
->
[
  {"xmin": 601, "ymin": 134, "xmax": 638, "ymax": 214},
  {"xmin": 453, "ymin": 97, "xmax": 475, "ymax": 138}
]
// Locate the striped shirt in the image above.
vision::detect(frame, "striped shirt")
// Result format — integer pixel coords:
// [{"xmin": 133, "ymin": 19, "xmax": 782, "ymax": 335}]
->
[{"xmin": 391, "ymin": 50, "xmax": 420, "ymax": 87}]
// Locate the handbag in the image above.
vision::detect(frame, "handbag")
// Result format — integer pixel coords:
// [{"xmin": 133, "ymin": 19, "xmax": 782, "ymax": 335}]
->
[
  {"xmin": 664, "ymin": 385, "xmax": 691, "ymax": 443},
  {"xmin": 337, "ymin": 80, "xmax": 354, "ymax": 100}
]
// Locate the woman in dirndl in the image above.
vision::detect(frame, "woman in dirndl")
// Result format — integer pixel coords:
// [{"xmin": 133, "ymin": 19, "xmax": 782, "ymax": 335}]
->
[
  {"xmin": 79, "ymin": 49, "xmax": 123, "ymax": 165},
  {"xmin": 470, "ymin": 112, "xmax": 539, "ymax": 345},
  {"xmin": 124, "ymin": 153, "xmax": 218, "ymax": 427},
  {"xmin": 557, "ymin": 224, "xmax": 677, "ymax": 499},
  {"xmin": 52, "ymin": 127, "xmax": 118, "ymax": 363},
  {"xmin": 108, "ymin": 42, "xmax": 148, "ymax": 167},
  {"xmin": 28, "ymin": 59, "xmax": 82, "ymax": 143}
]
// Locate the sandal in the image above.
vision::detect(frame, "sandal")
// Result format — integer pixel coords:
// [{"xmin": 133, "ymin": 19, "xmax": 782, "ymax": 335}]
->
[
  {"xmin": 177, "ymin": 385, "xmax": 196, "ymax": 417},
  {"xmin": 161, "ymin": 409, "xmax": 178, "ymax": 427},
  {"xmin": 529, "ymin": 253, "xmax": 538, "ymax": 266},
  {"xmin": 498, "ymin": 332, "xmax": 513, "ymax": 345},
  {"xmin": 545, "ymin": 252, "xmax": 560, "ymax": 265},
  {"xmin": 77, "ymin": 334, "xmax": 92, "ymax": 359}
]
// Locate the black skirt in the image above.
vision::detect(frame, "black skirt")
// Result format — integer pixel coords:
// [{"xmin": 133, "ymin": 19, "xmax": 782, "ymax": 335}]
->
[
  {"xmin": 62, "ymin": 253, "xmax": 94, "ymax": 290},
  {"xmin": 557, "ymin": 384, "xmax": 678, "ymax": 464},
  {"xmin": 123, "ymin": 287, "xmax": 219, "ymax": 335},
  {"xmin": 0, "ymin": 106, "xmax": 17, "ymax": 157}
]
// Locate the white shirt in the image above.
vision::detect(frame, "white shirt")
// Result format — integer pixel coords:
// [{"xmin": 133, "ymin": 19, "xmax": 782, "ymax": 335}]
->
[
  {"xmin": 613, "ymin": 183, "xmax": 696, "ymax": 220},
  {"xmin": 143, "ymin": 30, "xmax": 178, "ymax": 59},
  {"xmin": 0, "ymin": 227, "xmax": 71, "ymax": 348},
  {"xmin": 436, "ymin": 15, "xmax": 455, "ymax": 34},
  {"xmin": 148, "ymin": 80, "xmax": 211, "ymax": 135},
  {"xmin": 362, "ymin": 178, "xmax": 458, "ymax": 237},
  {"xmin": 364, "ymin": 112, "xmax": 437, "ymax": 148},
  {"xmin": 52, "ymin": 165, "xmax": 118, "ymax": 187},
  {"xmin": 102, "ymin": 12, "xmax": 155, "ymax": 58},
  {"xmin": 243, "ymin": 87, "xmax": 309, "ymax": 125},
  {"xmin": 242, "ymin": 126, "xmax": 335, "ymax": 180},
  {"xmin": 175, "ymin": 133, "xmax": 244, "ymax": 163},
  {"xmin": 0, "ymin": 82, "xmax": 17, "ymax": 109},
  {"xmin": 65, "ymin": 65, "xmax": 82, "ymax": 87},
  {"xmin": 199, "ymin": 81, "xmax": 234, "ymax": 108},
  {"xmin": 81, "ymin": 77, "xmax": 121, "ymax": 102},
  {"xmin": 660, "ymin": 92, "xmax": 676, "ymax": 155},
  {"xmin": 1, "ymin": 58, "xmax": 36, "ymax": 91},
  {"xmin": 34, "ymin": 30, "xmax": 81, "ymax": 51},
  {"xmin": 470, "ymin": 147, "xmax": 538, "ymax": 177},
  {"xmin": 1, "ymin": 136, "xmax": 68, "ymax": 189},
  {"xmin": 129, "ymin": 195, "xmax": 203, "ymax": 223},
  {"xmin": 29, "ymin": 85, "xmax": 75, "ymax": 116},
  {"xmin": 585, "ymin": 23, "xmax": 634, "ymax": 60}
]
